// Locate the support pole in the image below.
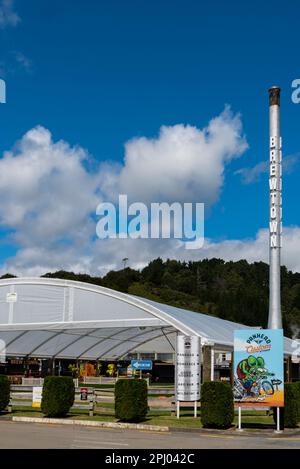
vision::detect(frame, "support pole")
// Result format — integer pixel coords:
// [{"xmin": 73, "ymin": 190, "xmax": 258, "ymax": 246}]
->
[
  {"xmin": 237, "ymin": 406, "xmax": 243, "ymax": 431},
  {"xmin": 89, "ymin": 390, "xmax": 95, "ymax": 417},
  {"xmin": 210, "ymin": 347, "xmax": 215, "ymax": 381},
  {"xmin": 176, "ymin": 401, "xmax": 180, "ymax": 419},
  {"xmin": 194, "ymin": 401, "xmax": 197, "ymax": 418},
  {"xmin": 275, "ymin": 407, "xmax": 282, "ymax": 433}
]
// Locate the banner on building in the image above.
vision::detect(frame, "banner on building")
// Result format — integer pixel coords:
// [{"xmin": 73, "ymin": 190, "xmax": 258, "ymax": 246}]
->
[
  {"xmin": 233, "ymin": 329, "xmax": 284, "ymax": 407},
  {"xmin": 176, "ymin": 335, "xmax": 201, "ymax": 402}
]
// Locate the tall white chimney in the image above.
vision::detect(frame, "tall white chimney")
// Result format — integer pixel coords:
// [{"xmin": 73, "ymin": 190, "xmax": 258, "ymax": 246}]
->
[{"xmin": 268, "ymin": 86, "xmax": 282, "ymax": 329}]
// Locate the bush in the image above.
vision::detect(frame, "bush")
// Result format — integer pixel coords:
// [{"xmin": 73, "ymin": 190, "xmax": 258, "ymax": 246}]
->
[
  {"xmin": 201, "ymin": 381, "xmax": 234, "ymax": 429},
  {"xmin": 0, "ymin": 375, "xmax": 10, "ymax": 412},
  {"xmin": 115, "ymin": 379, "xmax": 148, "ymax": 422},
  {"xmin": 273, "ymin": 382, "xmax": 299, "ymax": 428},
  {"xmin": 41, "ymin": 376, "xmax": 75, "ymax": 417},
  {"xmin": 293, "ymin": 381, "xmax": 300, "ymax": 422}
]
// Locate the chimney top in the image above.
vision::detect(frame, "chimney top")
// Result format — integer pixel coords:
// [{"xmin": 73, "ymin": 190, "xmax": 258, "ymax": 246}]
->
[{"xmin": 268, "ymin": 86, "xmax": 281, "ymax": 106}]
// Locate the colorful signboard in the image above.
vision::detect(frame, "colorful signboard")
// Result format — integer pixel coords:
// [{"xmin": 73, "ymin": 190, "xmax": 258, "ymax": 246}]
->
[
  {"xmin": 176, "ymin": 335, "xmax": 201, "ymax": 402},
  {"xmin": 233, "ymin": 329, "xmax": 284, "ymax": 407}
]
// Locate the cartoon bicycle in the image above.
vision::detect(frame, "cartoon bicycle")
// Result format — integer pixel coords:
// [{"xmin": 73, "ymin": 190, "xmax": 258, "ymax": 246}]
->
[{"xmin": 234, "ymin": 355, "xmax": 280, "ymax": 402}]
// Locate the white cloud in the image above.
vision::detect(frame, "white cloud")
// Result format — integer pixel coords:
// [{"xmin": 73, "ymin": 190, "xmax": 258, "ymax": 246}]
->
[
  {"xmin": 2, "ymin": 226, "xmax": 300, "ymax": 277},
  {"xmin": 115, "ymin": 106, "xmax": 248, "ymax": 206},
  {"xmin": 13, "ymin": 52, "xmax": 32, "ymax": 73},
  {"xmin": 2, "ymin": 110, "xmax": 299, "ymax": 276},
  {"xmin": 235, "ymin": 160, "xmax": 268, "ymax": 184},
  {"xmin": 0, "ymin": 52, "xmax": 32, "ymax": 78},
  {"xmin": 85, "ymin": 226, "xmax": 300, "ymax": 274},
  {"xmin": 236, "ymin": 154, "xmax": 299, "ymax": 184},
  {"xmin": 0, "ymin": 126, "xmax": 100, "ymax": 249},
  {"xmin": 0, "ymin": 0, "xmax": 20, "ymax": 29},
  {"xmin": 201, "ymin": 227, "xmax": 300, "ymax": 273}
]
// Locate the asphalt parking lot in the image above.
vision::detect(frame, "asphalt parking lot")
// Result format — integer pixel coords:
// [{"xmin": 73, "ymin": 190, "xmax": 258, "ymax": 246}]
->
[{"xmin": 0, "ymin": 421, "xmax": 300, "ymax": 449}]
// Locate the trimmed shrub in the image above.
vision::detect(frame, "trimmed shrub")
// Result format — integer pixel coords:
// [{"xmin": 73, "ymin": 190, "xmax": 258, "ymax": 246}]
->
[
  {"xmin": 0, "ymin": 375, "xmax": 10, "ymax": 412},
  {"xmin": 273, "ymin": 382, "xmax": 299, "ymax": 428},
  {"xmin": 201, "ymin": 381, "xmax": 234, "ymax": 429},
  {"xmin": 115, "ymin": 379, "xmax": 148, "ymax": 422},
  {"xmin": 293, "ymin": 381, "xmax": 300, "ymax": 422},
  {"xmin": 41, "ymin": 376, "xmax": 75, "ymax": 417}
]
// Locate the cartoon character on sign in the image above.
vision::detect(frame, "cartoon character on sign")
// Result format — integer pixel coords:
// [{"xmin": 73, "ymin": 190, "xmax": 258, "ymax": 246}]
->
[{"xmin": 236, "ymin": 355, "xmax": 275, "ymax": 399}]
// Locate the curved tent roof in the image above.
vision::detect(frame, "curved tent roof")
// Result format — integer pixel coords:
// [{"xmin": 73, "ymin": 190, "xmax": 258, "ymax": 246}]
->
[{"xmin": 0, "ymin": 278, "xmax": 295, "ymax": 359}]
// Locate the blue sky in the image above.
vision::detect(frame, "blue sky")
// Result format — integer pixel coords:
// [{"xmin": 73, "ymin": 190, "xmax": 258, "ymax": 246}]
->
[{"xmin": 0, "ymin": 0, "xmax": 300, "ymax": 274}]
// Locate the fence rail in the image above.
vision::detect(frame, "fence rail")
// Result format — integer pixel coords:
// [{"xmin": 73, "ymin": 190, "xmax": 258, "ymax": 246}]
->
[
  {"xmin": 7, "ymin": 383, "xmax": 176, "ymax": 415},
  {"xmin": 8, "ymin": 388, "xmax": 96, "ymax": 416},
  {"xmin": 82, "ymin": 376, "xmax": 150, "ymax": 386},
  {"xmin": 21, "ymin": 378, "xmax": 79, "ymax": 387}
]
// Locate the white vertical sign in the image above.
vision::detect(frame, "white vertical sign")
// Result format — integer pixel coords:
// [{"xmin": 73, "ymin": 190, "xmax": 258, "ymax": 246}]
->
[
  {"xmin": 32, "ymin": 387, "xmax": 43, "ymax": 408},
  {"xmin": 176, "ymin": 335, "xmax": 201, "ymax": 402}
]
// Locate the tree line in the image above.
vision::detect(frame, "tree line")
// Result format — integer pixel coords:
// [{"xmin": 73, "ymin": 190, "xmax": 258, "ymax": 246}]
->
[{"xmin": 2, "ymin": 257, "xmax": 300, "ymax": 338}]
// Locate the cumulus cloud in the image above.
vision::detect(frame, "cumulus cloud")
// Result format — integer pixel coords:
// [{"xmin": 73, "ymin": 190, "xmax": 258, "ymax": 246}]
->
[
  {"xmin": 115, "ymin": 106, "xmax": 248, "ymax": 206},
  {"xmin": 2, "ymin": 109, "xmax": 299, "ymax": 276},
  {"xmin": 0, "ymin": 126, "xmax": 100, "ymax": 248},
  {"xmin": 0, "ymin": 0, "xmax": 20, "ymax": 29}
]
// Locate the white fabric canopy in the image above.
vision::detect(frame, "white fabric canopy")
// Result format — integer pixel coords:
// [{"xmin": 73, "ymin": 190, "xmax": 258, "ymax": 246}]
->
[{"xmin": 0, "ymin": 278, "xmax": 295, "ymax": 359}]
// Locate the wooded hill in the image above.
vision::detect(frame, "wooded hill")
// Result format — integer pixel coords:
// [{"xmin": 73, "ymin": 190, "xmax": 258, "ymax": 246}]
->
[{"xmin": 2, "ymin": 258, "xmax": 300, "ymax": 338}]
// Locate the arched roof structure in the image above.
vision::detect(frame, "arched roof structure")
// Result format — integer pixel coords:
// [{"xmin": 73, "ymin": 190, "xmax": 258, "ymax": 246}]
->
[{"xmin": 0, "ymin": 278, "xmax": 295, "ymax": 359}]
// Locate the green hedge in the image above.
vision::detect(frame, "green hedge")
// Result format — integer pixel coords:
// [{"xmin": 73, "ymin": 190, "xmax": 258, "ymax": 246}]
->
[
  {"xmin": 293, "ymin": 381, "xmax": 300, "ymax": 423},
  {"xmin": 41, "ymin": 376, "xmax": 75, "ymax": 417},
  {"xmin": 273, "ymin": 382, "xmax": 300, "ymax": 428},
  {"xmin": 201, "ymin": 381, "xmax": 234, "ymax": 429},
  {"xmin": 0, "ymin": 375, "xmax": 10, "ymax": 412},
  {"xmin": 115, "ymin": 379, "xmax": 148, "ymax": 422}
]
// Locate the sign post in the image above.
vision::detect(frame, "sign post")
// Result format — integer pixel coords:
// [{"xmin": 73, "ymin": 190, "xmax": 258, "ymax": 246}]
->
[
  {"xmin": 233, "ymin": 329, "xmax": 284, "ymax": 430},
  {"xmin": 175, "ymin": 335, "xmax": 201, "ymax": 418},
  {"xmin": 238, "ymin": 406, "xmax": 242, "ymax": 431}
]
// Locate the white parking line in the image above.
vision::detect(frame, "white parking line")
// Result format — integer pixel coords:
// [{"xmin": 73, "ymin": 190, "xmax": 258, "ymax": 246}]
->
[{"xmin": 71, "ymin": 438, "xmax": 129, "ymax": 448}]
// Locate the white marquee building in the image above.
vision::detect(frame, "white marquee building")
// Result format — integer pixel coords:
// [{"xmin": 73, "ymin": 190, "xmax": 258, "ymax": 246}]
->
[{"xmin": 0, "ymin": 278, "xmax": 296, "ymax": 365}]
